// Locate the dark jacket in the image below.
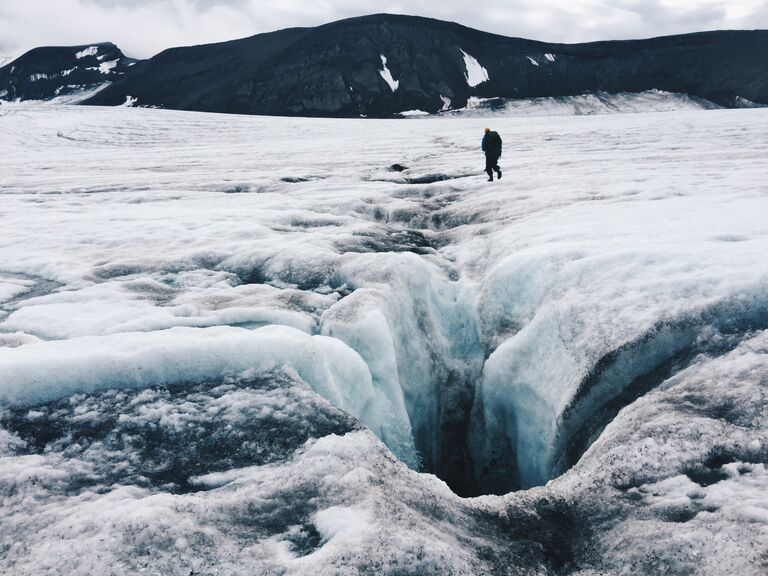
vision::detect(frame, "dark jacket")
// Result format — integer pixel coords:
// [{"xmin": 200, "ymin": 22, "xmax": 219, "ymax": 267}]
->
[{"xmin": 481, "ymin": 131, "xmax": 502, "ymax": 157}]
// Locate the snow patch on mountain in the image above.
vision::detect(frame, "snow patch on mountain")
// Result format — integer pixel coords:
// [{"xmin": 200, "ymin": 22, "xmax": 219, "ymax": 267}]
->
[
  {"xmin": 75, "ymin": 46, "xmax": 99, "ymax": 59},
  {"xmin": 460, "ymin": 48, "xmax": 489, "ymax": 87},
  {"xmin": 28, "ymin": 69, "xmax": 79, "ymax": 83},
  {"xmin": 378, "ymin": 55, "xmax": 399, "ymax": 92},
  {"xmin": 1, "ymin": 83, "xmax": 111, "ymax": 106},
  {"xmin": 98, "ymin": 59, "xmax": 119, "ymax": 74},
  {"xmin": 398, "ymin": 109, "xmax": 429, "ymax": 116},
  {"xmin": 53, "ymin": 83, "xmax": 111, "ymax": 103},
  {"xmin": 734, "ymin": 96, "xmax": 766, "ymax": 108},
  {"xmin": 527, "ymin": 56, "xmax": 539, "ymax": 67}
]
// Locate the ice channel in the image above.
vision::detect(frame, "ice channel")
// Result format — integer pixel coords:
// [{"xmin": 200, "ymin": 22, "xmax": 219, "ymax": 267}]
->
[{"xmin": 307, "ymin": 250, "xmax": 768, "ymax": 496}]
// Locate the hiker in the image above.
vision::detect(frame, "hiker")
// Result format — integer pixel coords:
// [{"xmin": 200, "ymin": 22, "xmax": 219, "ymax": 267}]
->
[{"xmin": 481, "ymin": 128, "xmax": 502, "ymax": 182}]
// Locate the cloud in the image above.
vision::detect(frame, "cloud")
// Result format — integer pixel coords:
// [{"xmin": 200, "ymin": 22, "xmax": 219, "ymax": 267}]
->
[{"xmin": 0, "ymin": 0, "xmax": 766, "ymax": 59}]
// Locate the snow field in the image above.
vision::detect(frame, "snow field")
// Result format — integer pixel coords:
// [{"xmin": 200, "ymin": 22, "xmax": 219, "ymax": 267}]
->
[
  {"xmin": 2, "ymin": 105, "xmax": 768, "ymax": 488},
  {"xmin": 1, "ymin": 103, "xmax": 768, "ymax": 573}
]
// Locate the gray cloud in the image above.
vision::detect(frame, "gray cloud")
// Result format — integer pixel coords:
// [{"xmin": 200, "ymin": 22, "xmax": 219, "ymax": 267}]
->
[{"xmin": 1, "ymin": 0, "xmax": 767, "ymax": 59}]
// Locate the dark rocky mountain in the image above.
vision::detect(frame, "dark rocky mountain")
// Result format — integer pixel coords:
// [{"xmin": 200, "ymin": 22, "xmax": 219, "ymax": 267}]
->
[
  {"xmin": 3, "ymin": 14, "xmax": 767, "ymax": 116},
  {"xmin": 0, "ymin": 42, "xmax": 135, "ymax": 102}
]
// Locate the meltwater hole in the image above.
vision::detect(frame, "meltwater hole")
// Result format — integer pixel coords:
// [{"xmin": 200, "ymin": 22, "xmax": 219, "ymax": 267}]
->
[
  {"xmin": 396, "ymin": 296, "xmax": 768, "ymax": 498},
  {"xmin": 3, "ymin": 301, "xmax": 764, "ymax": 501}
]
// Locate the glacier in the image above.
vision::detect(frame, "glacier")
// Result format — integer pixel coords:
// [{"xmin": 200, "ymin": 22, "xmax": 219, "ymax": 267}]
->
[
  {"xmin": 1, "ymin": 102, "xmax": 767, "ymax": 574},
  {"xmin": 444, "ymin": 91, "xmax": 727, "ymax": 117}
]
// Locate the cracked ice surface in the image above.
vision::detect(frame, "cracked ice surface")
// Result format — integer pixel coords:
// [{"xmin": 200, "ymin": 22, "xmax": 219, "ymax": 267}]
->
[{"xmin": 1, "ymin": 104, "xmax": 768, "ymax": 574}]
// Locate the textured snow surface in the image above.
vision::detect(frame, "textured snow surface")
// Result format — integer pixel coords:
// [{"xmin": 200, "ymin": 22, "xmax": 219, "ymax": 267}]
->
[{"xmin": 1, "ymin": 104, "xmax": 768, "ymax": 574}]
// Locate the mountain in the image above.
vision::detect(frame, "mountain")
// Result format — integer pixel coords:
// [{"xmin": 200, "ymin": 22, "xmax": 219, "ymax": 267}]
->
[
  {"xmin": 0, "ymin": 42, "xmax": 135, "ymax": 103},
  {"xmin": 2, "ymin": 14, "xmax": 768, "ymax": 116}
]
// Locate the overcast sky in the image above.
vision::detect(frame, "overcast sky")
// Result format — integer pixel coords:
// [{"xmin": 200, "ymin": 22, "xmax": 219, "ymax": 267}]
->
[{"xmin": 1, "ymin": 0, "xmax": 766, "ymax": 59}]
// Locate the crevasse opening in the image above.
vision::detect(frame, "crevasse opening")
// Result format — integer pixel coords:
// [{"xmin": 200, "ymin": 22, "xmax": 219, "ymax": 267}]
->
[
  {"xmin": 6, "ymin": 233, "xmax": 767, "ymax": 499},
  {"xmin": 310, "ymin": 256, "xmax": 768, "ymax": 497}
]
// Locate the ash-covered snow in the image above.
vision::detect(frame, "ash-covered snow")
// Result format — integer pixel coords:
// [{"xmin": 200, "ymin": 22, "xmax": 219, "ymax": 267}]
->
[{"xmin": 1, "ymin": 103, "xmax": 767, "ymax": 574}]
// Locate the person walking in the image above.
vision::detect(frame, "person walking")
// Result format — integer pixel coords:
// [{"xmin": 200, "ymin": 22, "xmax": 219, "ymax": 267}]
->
[{"xmin": 481, "ymin": 128, "xmax": 502, "ymax": 182}]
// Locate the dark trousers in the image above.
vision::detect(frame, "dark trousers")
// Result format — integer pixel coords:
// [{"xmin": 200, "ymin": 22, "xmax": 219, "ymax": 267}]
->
[{"xmin": 485, "ymin": 154, "xmax": 501, "ymax": 178}]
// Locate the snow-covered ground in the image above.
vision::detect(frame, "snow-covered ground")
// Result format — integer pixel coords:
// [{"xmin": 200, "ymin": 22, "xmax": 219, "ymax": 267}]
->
[{"xmin": 1, "ymin": 103, "xmax": 767, "ymax": 574}]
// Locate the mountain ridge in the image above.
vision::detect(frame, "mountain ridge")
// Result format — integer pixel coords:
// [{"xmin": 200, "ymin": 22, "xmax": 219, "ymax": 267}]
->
[
  {"xmin": 2, "ymin": 14, "xmax": 767, "ymax": 117},
  {"xmin": 0, "ymin": 42, "xmax": 135, "ymax": 103}
]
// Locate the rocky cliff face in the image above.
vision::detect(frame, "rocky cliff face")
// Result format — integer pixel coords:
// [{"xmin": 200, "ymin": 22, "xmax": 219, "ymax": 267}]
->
[
  {"xmin": 0, "ymin": 42, "xmax": 134, "ymax": 102},
  {"xmin": 3, "ymin": 14, "xmax": 767, "ymax": 116}
]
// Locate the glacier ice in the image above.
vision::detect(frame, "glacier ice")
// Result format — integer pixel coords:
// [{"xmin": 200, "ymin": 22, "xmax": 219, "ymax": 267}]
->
[
  {"xmin": 446, "ymin": 90, "xmax": 722, "ymax": 117},
  {"xmin": 1, "ymin": 102, "xmax": 768, "ymax": 573}
]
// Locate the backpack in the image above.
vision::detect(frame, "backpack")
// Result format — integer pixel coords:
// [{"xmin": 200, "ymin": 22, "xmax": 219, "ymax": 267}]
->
[{"xmin": 486, "ymin": 131, "xmax": 502, "ymax": 155}]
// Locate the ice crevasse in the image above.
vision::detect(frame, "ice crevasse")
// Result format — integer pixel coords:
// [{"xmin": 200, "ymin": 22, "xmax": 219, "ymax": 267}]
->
[{"xmin": 5, "ymin": 236, "xmax": 768, "ymax": 497}]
